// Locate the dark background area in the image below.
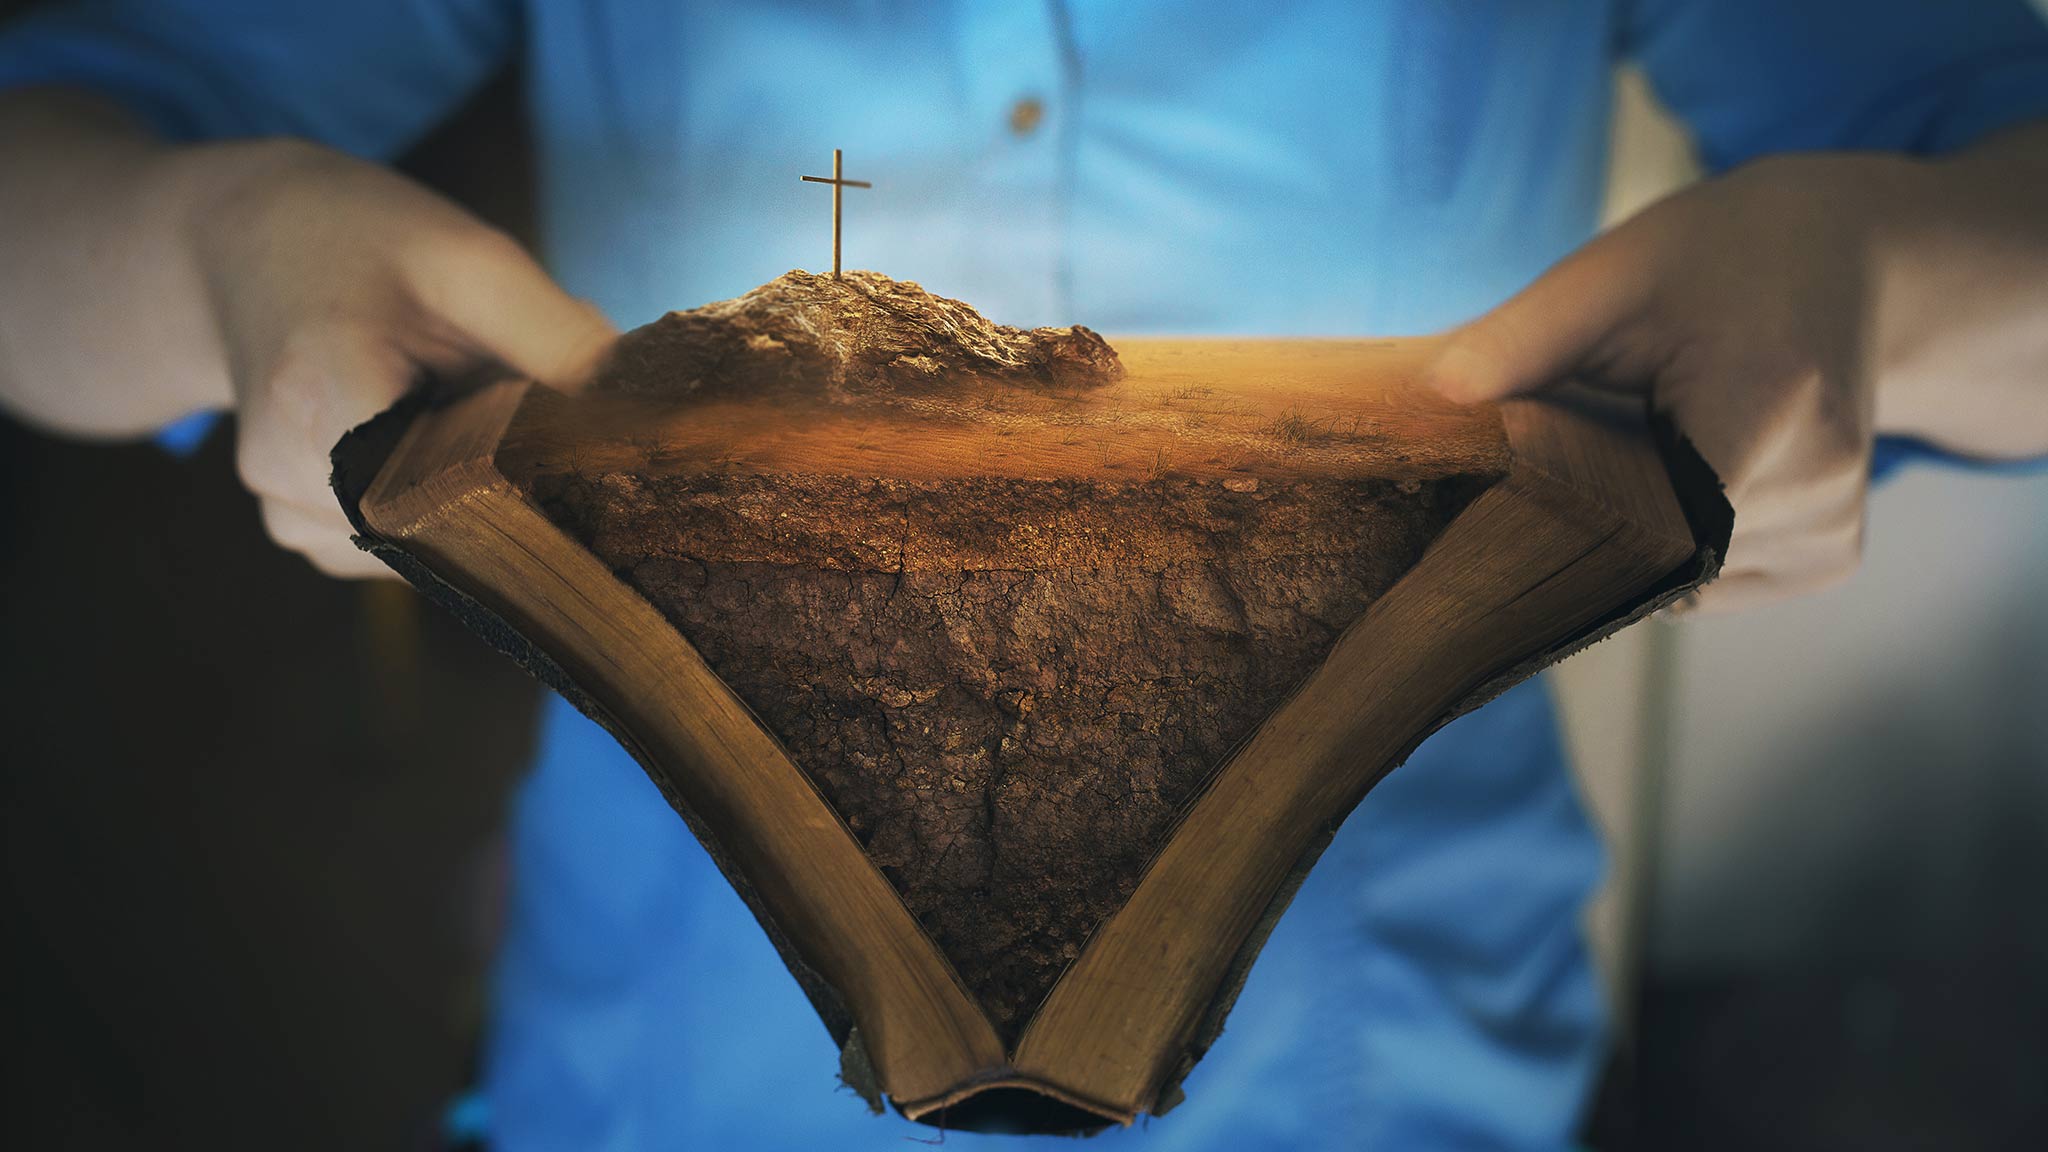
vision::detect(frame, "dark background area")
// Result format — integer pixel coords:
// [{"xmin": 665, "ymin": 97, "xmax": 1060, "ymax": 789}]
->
[
  {"xmin": 2, "ymin": 0, "xmax": 2043, "ymax": 1148},
  {"xmin": 1, "ymin": 20, "xmax": 542, "ymax": 1146},
  {"xmin": 0, "ymin": 413, "xmax": 537, "ymax": 1150}
]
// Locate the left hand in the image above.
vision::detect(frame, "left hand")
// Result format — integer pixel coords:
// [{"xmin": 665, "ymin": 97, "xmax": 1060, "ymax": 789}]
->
[{"xmin": 1426, "ymin": 123, "xmax": 2048, "ymax": 613}]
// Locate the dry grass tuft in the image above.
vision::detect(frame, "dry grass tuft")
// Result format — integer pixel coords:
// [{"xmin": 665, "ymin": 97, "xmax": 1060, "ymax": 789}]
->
[
  {"xmin": 1145, "ymin": 446, "xmax": 1174, "ymax": 481},
  {"xmin": 1267, "ymin": 407, "xmax": 1325, "ymax": 446}
]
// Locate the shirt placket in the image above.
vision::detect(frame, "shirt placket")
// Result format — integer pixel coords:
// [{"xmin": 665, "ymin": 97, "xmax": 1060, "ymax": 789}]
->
[{"xmin": 953, "ymin": 1, "xmax": 1079, "ymax": 324}]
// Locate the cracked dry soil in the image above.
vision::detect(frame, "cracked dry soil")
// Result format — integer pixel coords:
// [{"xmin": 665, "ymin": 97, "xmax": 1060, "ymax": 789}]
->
[{"xmin": 530, "ymin": 469, "xmax": 1486, "ymax": 1036}]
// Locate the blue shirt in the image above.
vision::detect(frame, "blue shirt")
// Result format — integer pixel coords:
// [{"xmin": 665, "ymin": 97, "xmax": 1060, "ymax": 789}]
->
[{"xmin": 6, "ymin": 2, "xmax": 2046, "ymax": 1148}]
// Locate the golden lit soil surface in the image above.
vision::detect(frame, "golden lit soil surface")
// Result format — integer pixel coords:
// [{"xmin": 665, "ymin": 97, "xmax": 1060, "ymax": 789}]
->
[{"xmin": 498, "ymin": 337, "xmax": 1506, "ymax": 490}]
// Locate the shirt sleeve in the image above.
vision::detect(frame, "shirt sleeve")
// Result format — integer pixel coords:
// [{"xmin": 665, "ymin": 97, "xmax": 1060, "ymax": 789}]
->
[
  {"xmin": 1871, "ymin": 435, "xmax": 2048, "ymax": 480},
  {"xmin": 1621, "ymin": 0, "xmax": 2048, "ymax": 169},
  {"xmin": 0, "ymin": 0, "xmax": 517, "ymax": 159}
]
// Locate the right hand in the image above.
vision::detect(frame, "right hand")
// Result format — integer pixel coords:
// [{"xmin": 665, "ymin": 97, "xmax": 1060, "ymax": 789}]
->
[{"xmin": 180, "ymin": 139, "xmax": 616, "ymax": 577}]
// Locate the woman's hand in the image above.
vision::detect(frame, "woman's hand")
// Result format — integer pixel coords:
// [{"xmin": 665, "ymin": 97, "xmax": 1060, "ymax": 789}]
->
[
  {"xmin": 181, "ymin": 139, "xmax": 615, "ymax": 576},
  {"xmin": 1427, "ymin": 123, "xmax": 2048, "ymax": 612},
  {"xmin": 0, "ymin": 91, "xmax": 616, "ymax": 578}
]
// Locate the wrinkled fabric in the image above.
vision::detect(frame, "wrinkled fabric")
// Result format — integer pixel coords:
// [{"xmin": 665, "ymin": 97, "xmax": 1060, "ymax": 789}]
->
[{"xmin": 7, "ymin": 1, "xmax": 2047, "ymax": 1147}]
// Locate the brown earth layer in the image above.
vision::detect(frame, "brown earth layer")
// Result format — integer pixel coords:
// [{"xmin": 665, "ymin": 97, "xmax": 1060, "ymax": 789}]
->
[{"xmin": 525, "ymin": 468, "xmax": 1495, "ymax": 1034}]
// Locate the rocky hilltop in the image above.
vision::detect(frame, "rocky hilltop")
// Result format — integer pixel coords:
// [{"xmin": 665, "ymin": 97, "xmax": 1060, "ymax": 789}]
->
[{"xmin": 594, "ymin": 270, "xmax": 1123, "ymax": 403}]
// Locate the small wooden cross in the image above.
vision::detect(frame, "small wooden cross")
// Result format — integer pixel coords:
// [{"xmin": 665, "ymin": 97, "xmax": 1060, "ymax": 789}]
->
[{"xmin": 800, "ymin": 148, "xmax": 871, "ymax": 279}]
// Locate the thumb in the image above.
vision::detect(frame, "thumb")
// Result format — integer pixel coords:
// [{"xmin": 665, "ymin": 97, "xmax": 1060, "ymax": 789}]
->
[
  {"xmin": 1425, "ymin": 225, "xmax": 1657, "ymax": 405},
  {"xmin": 404, "ymin": 229, "xmax": 619, "ymax": 394}
]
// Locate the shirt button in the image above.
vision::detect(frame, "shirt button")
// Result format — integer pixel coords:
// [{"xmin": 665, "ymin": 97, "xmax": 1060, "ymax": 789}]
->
[{"xmin": 1007, "ymin": 95, "xmax": 1046, "ymax": 138}]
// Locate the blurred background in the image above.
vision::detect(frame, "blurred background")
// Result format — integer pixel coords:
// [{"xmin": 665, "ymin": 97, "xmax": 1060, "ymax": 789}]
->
[
  {"xmin": 2, "ymin": 2, "xmax": 2044, "ymax": 1149},
  {"xmin": 1560, "ymin": 64, "xmax": 2048, "ymax": 1150}
]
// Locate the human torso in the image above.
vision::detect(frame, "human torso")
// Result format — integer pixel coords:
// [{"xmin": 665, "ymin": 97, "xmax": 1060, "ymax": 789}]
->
[{"xmin": 523, "ymin": 0, "xmax": 1620, "ymax": 334}]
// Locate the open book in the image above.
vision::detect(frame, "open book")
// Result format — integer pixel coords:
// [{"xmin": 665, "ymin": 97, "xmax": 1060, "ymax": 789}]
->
[{"xmin": 332, "ymin": 275, "xmax": 1727, "ymax": 1134}]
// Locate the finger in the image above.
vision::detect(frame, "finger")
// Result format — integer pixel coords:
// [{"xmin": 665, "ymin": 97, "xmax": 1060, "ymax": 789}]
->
[
  {"xmin": 239, "ymin": 323, "xmax": 413, "ymax": 511},
  {"xmin": 401, "ymin": 227, "xmax": 618, "ymax": 394},
  {"xmin": 1425, "ymin": 223, "xmax": 1661, "ymax": 405},
  {"xmin": 307, "ymin": 544, "xmax": 399, "ymax": 581},
  {"xmin": 1686, "ymin": 560, "xmax": 1854, "ymax": 615},
  {"xmin": 1692, "ymin": 511, "xmax": 1863, "ymax": 613},
  {"xmin": 259, "ymin": 498, "xmax": 394, "ymax": 580}
]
